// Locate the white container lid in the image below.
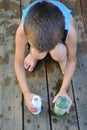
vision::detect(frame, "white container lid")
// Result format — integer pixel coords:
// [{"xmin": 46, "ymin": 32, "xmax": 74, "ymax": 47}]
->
[{"xmin": 32, "ymin": 96, "xmax": 42, "ymax": 115}]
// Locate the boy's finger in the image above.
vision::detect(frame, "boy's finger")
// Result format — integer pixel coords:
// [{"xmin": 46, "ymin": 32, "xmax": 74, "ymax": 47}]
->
[
  {"xmin": 28, "ymin": 65, "xmax": 34, "ymax": 72},
  {"xmin": 38, "ymin": 96, "xmax": 43, "ymax": 101},
  {"xmin": 27, "ymin": 104, "xmax": 38, "ymax": 112},
  {"xmin": 52, "ymin": 96, "xmax": 58, "ymax": 103},
  {"xmin": 24, "ymin": 62, "xmax": 29, "ymax": 69}
]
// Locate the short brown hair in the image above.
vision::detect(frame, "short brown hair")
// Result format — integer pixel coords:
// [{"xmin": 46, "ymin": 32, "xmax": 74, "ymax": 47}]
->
[{"xmin": 24, "ymin": 1, "xmax": 65, "ymax": 52}]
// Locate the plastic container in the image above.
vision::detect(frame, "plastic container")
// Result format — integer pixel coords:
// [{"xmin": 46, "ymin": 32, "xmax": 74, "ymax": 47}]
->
[
  {"xmin": 54, "ymin": 95, "xmax": 70, "ymax": 116},
  {"xmin": 32, "ymin": 96, "xmax": 42, "ymax": 115}
]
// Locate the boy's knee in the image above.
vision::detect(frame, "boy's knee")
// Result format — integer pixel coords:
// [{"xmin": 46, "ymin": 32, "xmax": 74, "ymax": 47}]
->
[{"xmin": 49, "ymin": 44, "xmax": 67, "ymax": 61}]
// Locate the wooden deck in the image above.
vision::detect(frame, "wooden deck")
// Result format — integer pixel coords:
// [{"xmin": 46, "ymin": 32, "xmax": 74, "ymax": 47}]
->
[{"xmin": 0, "ymin": 0, "xmax": 87, "ymax": 130}]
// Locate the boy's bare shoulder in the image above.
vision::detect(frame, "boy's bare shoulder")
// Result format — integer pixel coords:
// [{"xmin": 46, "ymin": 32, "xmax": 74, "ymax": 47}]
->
[
  {"xmin": 16, "ymin": 21, "xmax": 25, "ymax": 37},
  {"xmin": 16, "ymin": 21, "xmax": 27, "ymax": 43},
  {"xmin": 66, "ymin": 15, "xmax": 77, "ymax": 46}
]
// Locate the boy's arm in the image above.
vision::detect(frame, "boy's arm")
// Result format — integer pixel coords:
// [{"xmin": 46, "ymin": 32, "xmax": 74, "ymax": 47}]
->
[
  {"xmin": 53, "ymin": 23, "xmax": 77, "ymax": 103},
  {"xmin": 60, "ymin": 24, "xmax": 77, "ymax": 92},
  {"xmin": 14, "ymin": 22, "xmax": 37, "ymax": 112},
  {"xmin": 14, "ymin": 22, "xmax": 29, "ymax": 95}
]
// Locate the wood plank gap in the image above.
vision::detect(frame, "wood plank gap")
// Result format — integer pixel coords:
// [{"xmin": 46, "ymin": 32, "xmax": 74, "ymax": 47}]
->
[
  {"xmin": 22, "ymin": 94, "xmax": 24, "ymax": 130},
  {"xmin": 71, "ymin": 80, "xmax": 80, "ymax": 130},
  {"xmin": 45, "ymin": 58, "xmax": 53, "ymax": 130}
]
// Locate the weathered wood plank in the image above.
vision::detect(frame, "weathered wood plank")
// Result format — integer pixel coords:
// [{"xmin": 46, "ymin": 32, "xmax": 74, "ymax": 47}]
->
[
  {"xmin": 44, "ymin": 0, "xmax": 79, "ymax": 129},
  {"xmin": 20, "ymin": 1, "xmax": 87, "ymax": 130},
  {"xmin": 72, "ymin": 43, "xmax": 87, "ymax": 130},
  {"xmin": 61, "ymin": 0, "xmax": 87, "ymax": 130},
  {"xmin": 24, "ymin": 62, "xmax": 50, "ymax": 130},
  {"xmin": 21, "ymin": 1, "xmax": 50, "ymax": 130},
  {"xmin": 61, "ymin": 0, "xmax": 87, "ymax": 43},
  {"xmin": 80, "ymin": 0, "xmax": 87, "ymax": 34},
  {"xmin": 46, "ymin": 55, "xmax": 78, "ymax": 130},
  {"xmin": 0, "ymin": 0, "xmax": 22, "ymax": 130}
]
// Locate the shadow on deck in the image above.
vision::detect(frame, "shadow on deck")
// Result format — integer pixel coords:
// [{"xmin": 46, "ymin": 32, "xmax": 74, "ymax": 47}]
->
[{"xmin": 0, "ymin": 0, "xmax": 87, "ymax": 130}]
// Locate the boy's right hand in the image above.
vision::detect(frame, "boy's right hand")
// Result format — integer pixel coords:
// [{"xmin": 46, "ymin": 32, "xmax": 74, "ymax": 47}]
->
[{"xmin": 24, "ymin": 92, "xmax": 42, "ymax": 113}]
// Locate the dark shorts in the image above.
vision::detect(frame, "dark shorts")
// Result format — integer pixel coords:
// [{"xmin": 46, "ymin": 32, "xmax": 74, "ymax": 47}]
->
[{"xmin": 60, "ymin": 30, "xmax": 68, "ymax": 44}]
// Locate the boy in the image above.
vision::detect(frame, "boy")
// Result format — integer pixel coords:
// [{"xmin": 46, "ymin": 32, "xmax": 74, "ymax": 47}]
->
[{"xmin": 14, "ymin": 0, "xmax": 77, "ymax": 113}]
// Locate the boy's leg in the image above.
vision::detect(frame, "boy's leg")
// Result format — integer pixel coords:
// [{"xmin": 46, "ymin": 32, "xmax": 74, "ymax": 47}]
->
[
  {"xmin": 49, "ymin": 43, "xmax": 67, "ymax": 74},
  {"xmin": 24, "ymin": 47, "xmax": 47, "ymax": 72}
]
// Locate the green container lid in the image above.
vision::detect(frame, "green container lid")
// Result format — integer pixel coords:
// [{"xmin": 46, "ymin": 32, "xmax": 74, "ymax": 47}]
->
[{"xmin": 54, "ymin": 95, "xmax": 69, "ymax": 116}]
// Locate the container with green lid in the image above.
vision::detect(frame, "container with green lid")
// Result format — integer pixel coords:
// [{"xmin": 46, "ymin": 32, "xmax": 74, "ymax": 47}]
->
[{"xmin": 54, "ymin": 95, "xmax": 70, "ymax": 116}]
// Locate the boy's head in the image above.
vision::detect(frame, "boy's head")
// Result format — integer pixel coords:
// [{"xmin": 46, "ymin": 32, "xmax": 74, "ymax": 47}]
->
[{"xmin": 24, "ymin": 1, "xmax": 65, "ymax": 52}]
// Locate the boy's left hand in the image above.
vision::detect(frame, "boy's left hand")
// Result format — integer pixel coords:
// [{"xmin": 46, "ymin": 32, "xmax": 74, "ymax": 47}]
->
[{"xmin": 52, "ymin": 90, "xmax": 73, "ymax": 113}]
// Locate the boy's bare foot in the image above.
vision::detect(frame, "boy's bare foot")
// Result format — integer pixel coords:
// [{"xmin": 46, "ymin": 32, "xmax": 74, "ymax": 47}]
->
[{"xmin": 24, "ymin": 54, "xmax": 37, "ymax": 72}]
